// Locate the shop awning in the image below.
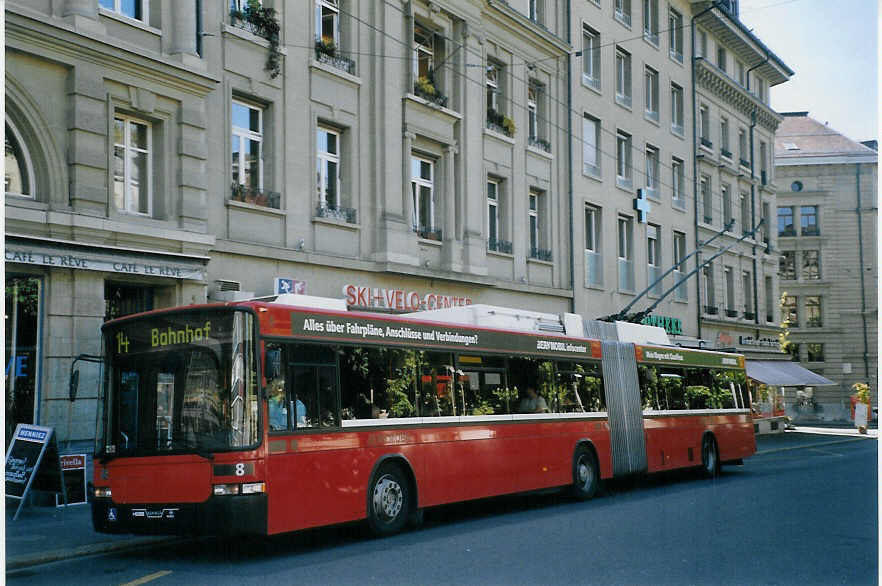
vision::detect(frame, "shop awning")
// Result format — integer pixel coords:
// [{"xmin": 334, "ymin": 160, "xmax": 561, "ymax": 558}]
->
[{"xmin": 746, "ymin": 360, "xmax": 836, "ymax": 386}]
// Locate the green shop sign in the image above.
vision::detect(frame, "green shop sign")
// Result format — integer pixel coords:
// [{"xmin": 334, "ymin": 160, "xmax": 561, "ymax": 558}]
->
[{"xmin": 641, "ymin": 315, "xmax": 683, "ymax": 335}]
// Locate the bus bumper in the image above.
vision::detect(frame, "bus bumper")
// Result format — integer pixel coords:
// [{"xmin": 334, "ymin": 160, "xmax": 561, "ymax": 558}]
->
[{"xmin": 91, "ymin": 494, "xmax": 267, "ymax": 536}]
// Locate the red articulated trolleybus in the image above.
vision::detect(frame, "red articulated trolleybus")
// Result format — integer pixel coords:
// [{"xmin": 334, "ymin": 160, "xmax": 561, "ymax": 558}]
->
[{"xmin": 90, "ymin": 295, "xmax": 755, "ymax": 537}]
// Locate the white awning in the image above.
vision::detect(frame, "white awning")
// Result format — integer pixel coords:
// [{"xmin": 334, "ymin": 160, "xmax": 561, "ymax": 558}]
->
[{"xmin": 746, "ymin": 360, "xmax": 836, "ymax": 386}]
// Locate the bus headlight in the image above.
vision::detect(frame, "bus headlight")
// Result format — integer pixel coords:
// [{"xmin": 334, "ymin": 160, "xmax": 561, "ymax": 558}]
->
[
  {"xmin": 94, "ymin": 487, "xmax": 112, "ymax": 498},
  {"xmin": 241, "ymin": 482, "xmax": 265, "ymax": 494},
  {"xmin": 213, "ymin": 484, "xmax": 240, "ymax": 496}
]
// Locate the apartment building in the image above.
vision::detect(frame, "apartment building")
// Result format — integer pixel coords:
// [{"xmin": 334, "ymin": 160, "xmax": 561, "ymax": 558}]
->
[
  {"xmin": 5, "ymin": 1, "xmax": 572, "ymax": 448},
  {"xmin": 689, "ymin": 0, "xmax": 792, "ymax": 359},
  {"xmin": 775, "ymin": 113, "xmax": 878, "ymax": 421}
]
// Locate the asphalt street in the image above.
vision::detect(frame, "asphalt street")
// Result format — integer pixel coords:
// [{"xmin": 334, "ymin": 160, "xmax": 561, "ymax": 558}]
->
[{"xmin": 7, "ymin": 438, "xmax": 878, "ymax": 585}]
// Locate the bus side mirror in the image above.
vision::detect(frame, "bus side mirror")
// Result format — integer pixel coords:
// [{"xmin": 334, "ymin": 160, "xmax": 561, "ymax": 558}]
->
[{"xmin": 69, "ymin": 370, "xmax": 79, "ymax": 402}]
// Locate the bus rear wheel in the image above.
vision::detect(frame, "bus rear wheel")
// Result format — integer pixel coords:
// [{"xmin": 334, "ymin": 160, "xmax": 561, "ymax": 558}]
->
[
  {"xmin": 368, "ymin": 464, "xmax": 410, "ymax": 536},
  {"xmin": 571, "ymin": 446, "xmax": 599, "ymax": 500},
  {"xmin": 701, "ymin": 436, "xmax": 719, "ymax": 478}
]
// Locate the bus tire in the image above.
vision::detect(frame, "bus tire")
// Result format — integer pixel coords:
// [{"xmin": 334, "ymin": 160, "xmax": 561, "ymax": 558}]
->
[
  {"xmin": 571, "ymin": 446, "xmax": 599, "ymax": 500},
  {"xmin": 701, "ymin": 435, "xmax": 719, "ymax": 478},
  {"xmin": 368, "ymin": 463, "xmax": 410, "ymax": 536}
]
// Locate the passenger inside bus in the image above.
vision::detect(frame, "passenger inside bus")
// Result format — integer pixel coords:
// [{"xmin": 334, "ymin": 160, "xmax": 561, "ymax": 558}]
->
[{"xmin": 518, "ymin": 386, "xmax": 549, "ymax": 413}]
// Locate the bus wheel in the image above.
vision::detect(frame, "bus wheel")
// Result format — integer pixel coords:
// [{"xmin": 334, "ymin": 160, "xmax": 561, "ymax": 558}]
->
[
  {"xmin": 701, "ymin": 436, "xmax": 719, "ymax": 478},
  {"xmin": 368, "ymin": 464, "xmax": 410, "ymax": 536},
  {"xmin": 572, "ymin": 446, "xmax": 599, "ymax": 500}
]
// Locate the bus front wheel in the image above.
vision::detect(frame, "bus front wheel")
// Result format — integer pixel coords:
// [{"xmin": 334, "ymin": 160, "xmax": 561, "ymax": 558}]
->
[
  {"xmin": 368, "ymin": 464, "xmax": 410, "ymax": 536},
  {"xmin": 571, "ymin": 446, "xmax": 599, "ymax": 500},
  {"xmin": 701, "ymin": 436, "xmax": 719, "ymax": 478}
]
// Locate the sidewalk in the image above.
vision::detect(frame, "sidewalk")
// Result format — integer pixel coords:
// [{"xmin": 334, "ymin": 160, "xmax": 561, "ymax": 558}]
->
[{"xmin": 5, "ymin": 428, "xmax": 877, "ymax": 571}]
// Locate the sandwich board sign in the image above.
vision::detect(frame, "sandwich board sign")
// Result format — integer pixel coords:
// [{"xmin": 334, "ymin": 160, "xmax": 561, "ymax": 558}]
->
[
  {"xmin": 5, "ymin": 424, "xmax": 67, "ymax": 519},
  {"xmin": 56, "ymin": 454, "xmax": 88, "ymax": 506}
]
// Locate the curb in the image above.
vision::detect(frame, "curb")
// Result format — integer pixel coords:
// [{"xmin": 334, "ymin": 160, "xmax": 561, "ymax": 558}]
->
[
  {"xmin": 6, "ymin": 536, "xmax": 185, "ymax": 571},
  {"xmin": 755, "ymin": 435, "xmax": 875, "ymax": 456}
]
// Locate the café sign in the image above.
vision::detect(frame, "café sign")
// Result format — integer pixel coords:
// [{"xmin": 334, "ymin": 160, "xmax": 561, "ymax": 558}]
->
[
  {"xmin": 343, "ymin": 283, "xmax": 472, "ymax": 312},
  {"xmin": 6, "ymin": 243, "xmax": 206, "ymax": 281}
]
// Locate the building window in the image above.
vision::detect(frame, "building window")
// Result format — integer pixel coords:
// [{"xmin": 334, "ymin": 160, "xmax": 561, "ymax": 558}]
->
[
  {"xmin": 616, "ymin": 130, "xmax": 633, "ymax": 188},
  {"xmin": 762, "ymin": 202, "xmax": 771, "ymax": 246},
  {"xmin": 724, "ymin": 267, "xmax": 735, "ymax": 314},
  {"xmin": 699, "ymin": 105, "xmax": 711, "ymax": 148},
  {"xmin": 487, "ymin": 178, "xmax": 510, "ymax": 253},
  {"xmin": 765, "ymin": 275, "xmax": 774, "ymax": 322},
  {"xmin": 703, "ymin": 263, "xmax": 716, "ymax": 311},
  {"xmin": 582, "ymin": 26, "xmax": 601, "ymax": 90},
  {"xmin": 738, "ymin": 128, "xmax": 748, "ymax": 167},
  {"xmin": 411, "ymin": 156, "xmax": 436, "ymax": 238},
  {"xmin": 696, "ymin": 28, "xmax": 707, "ymax": 58},
  {"xmin": 778, "ymin": 206, "xmax": 795, "ymax": 236},
  {"xmin": 742, "ymin": 271, "xmax": 753, "ymax": 315},
  {"xmin": 615, "ymin": 0, "xmax": 632, "ymax": 27},
  {"xmin": 716, "ymin": 45, "xmax": 727, "ymax": 72},
  {"xmin": 528, "ymin": 190, "xmax": 550, "ymax": 260},
  {"xmin": 316, "ymin": 126, "xmax": 341, "ymax": 211},
  {"xmin": 100, "ymin": 0, "xmax": 146, "ymax": 21},
  {"xmin": 782, "ymin": 295, "xmax": 798, "ymax": 327},
  {"xmin": 113, "ymin": 115, "xmax": 152, "ymax": 215},
  {"xmin": 670, "ymin": 83, "xmax": 684, "ymax": 135},
  {"xmin": 760, "ymin": 141, "xmax": 768, "ymax": 183},
  {"xmin": 740, "ymin": 192, "xmax": 751, "ymax": 236},
  {"xmin": 779, "ymin": 251, "xmax": 796, "ymax": 280},
  {"xmin": 617, "ymin": 216, "xmax": 634, "ymax": 291},
  {"xmin": 673, "ymin": 231, "xmax": 687, "ymax": 300},
  {"xmin": 806, "ymin": 296, "xmax": 822, "ymax": 327},
  {"xmin": 5, "ymin": 120, "xmax": 35, "ymax": 198},
  {"xmin": 756, "ymin": 77, "xmax": 767, "ymax": 103},
  {"xmin": 671, "ymin": 157, "xmax": 685, "ymax": 209},
  {"xmin": 643, "ymin": 0, "xmax": 658, "ymax": 44},
  {"xmin": 615, "ymin": 47, "xmax": 632, "ymax": 108},
  {"xmin": 700, "ymin": 175, "xmax": 712, "ymax": 224},
  {"xmin": 721, "ymin": 184, "xmax": 732, "ymax": 229},
  {"xmin": 720, "ymin": 117, "xmax": 730, "ymax": 158},
  {"xmin": 585, "ymin": 205, "xmax": 602, "ymax": 286},
  {"xmin": 802, "ymin": 250, "xmax": 821, "ymax": 280},
  {"xmin": 486, "ymin": 62, "xmax": 510, "ymax": 135},
  {"xmin": 583, "ymin": 115, "xmax": 601, "ymax": 177},
  {"xmin": 644, "ymin": 66, "xmax": 659, "ymax": 121},
  {"xmin": 647, "ymin": 224, "xmax": 661, "ymax": 296},
  {"xmin": 315, "ymin": 0, "xmax": 339, "ymax": 46},
  {"xmin": 105, "ymin": 282, "xmax": 154, "ymax": 322},
  {"xmin": 413, "ymin": 23, "xmax": 435, "ymax": 80},
  {"xmin": 231, "ymin": 100, "xmax": 263, "ymax": 196},
  {"xmin": 645, "ymin": 145, "xmax": 659, "ymax": 198},
  {"xmin": 486, "ymin": 62, "xmax": 500, "ymax": 112},
  {"xmin": 806, "ymin": 343, "xmax": 824, "ymax": 362},
  {"xmin": 668, "ymin": 8, "xmax": 683, "ymax": 62},
  {"xmin": 527, "ymin": 81, "xmax": 546, "ymax": 146},
  {"xmin": 787, "ymin": 342, "xmax": 801, "ymax": 361},
  {"xmin": 801, "ymin": 205, "xmax": 819, "ymax": 235},
  {"xmin": 6, "ymin": 276, "xmax": 43, "ymax": 444},
  {"xmin": 736, "ymin": 59, "xmax": 745, "ymax": 86}
]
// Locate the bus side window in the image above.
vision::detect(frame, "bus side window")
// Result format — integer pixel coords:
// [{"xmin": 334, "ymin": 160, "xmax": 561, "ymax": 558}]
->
[
  {"xmin": 419, "ymin": 352, "xmax": 455, "ymax": 417},
  {"xmin": 638, "ymin": 365, "xmax": 658, "ymax": 410}
]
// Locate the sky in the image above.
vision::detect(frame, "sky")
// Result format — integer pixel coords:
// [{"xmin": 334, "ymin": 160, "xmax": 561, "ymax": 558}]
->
[{"xmin": 737, "ymin": 0, "xmax": 878, "ymax": 143}]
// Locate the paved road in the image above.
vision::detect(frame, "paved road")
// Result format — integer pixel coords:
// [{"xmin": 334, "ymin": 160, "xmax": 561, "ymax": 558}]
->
[{"xmin": 8, "ymin": 439, "xmax": 877, "ymax": 585}]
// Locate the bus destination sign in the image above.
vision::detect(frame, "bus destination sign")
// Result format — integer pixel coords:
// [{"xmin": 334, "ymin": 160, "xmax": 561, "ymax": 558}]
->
[{"xmin": 636, "ymin": 346, "xmax": 743, "ymax": 369}]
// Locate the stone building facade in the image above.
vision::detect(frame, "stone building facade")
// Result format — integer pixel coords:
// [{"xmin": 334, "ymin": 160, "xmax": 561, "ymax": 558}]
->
[
  {"xmin": 5, "ymin": 0, "xmax": 791, "ymax": 450},
  {"xmin": 774, "ymin": 113, "xmax": 878, "ymax": 422}
]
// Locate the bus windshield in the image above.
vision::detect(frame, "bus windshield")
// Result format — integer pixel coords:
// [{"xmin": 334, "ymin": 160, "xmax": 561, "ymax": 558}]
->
[{"xmin": 98, "ymin": 309, "xmax": 259, "ymax": 457}]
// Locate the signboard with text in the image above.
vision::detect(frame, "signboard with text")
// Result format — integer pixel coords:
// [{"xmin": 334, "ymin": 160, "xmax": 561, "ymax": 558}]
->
[
  {"xmin": 5, "ymin": 424, "xmax": 66, "ymax": 519},
  {"xmin": 342, "ymin": 284, "xmax": 472, "ymax": 312},
  {"xmin": 56, "ymin": 454, "xmax": 88, "ymax": 506}
]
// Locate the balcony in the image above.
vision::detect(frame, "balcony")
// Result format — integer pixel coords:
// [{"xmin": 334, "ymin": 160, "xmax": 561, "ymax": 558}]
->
[
  {"xmin": 585, "ymin": 250, "xmax": 602, "ymax": 287},
  {"xmin": 802, "ymin": 225, "xmax": 820, "ymax": 236},
  {"xmin": 315, "ymin": 204, "xmax": 357, "ymax": 224},
  {"xmin": 778, "ymin": 227, "xmax": 796, "ymax": 237},
  {"xmin": 671, "ymin": 122, "xmax": 684, "ymax": 135},
  {"xmin": 414, "ymin": 77, "xmax": 448, "ymax": 108},
  {"xmin": 739, "ymin": 158, "xmax": 750, "ymax": 168},
  {"xmin": 669, "ymin": 48, "xmax": 683, "ymax": 63},
  {"xmin": 645, "ymin": 109, "xmax": 659, "ymax": 123},
  {"xmin": 416, "ymin": 226, "xmax": 442, "ymax": 241},
  {"xmin": 614, "ymin": 8, "xmax": 632, "ymax": 27},
  {"xmin": 315, "ymin": 40, "xmax": 356, "ymax": 75},
  {"xmin": 487, "ymin": 109, "xmax": 515, "ymax": 137},
  {"xmin": 720, "ymin": 148, "xmax": 732, "ymax": 159},
  {"xmin": 487, "ymin": 238, "xmax": 513, "ymax": 254},
  {"xmin": 582, "ymin": 73, "xmax": 601, "ymax": 92},
  {"xmin": 725, "ymin": 308, "xmax": 738, "ymax": 318},
  {"xmin": 530, "ymin": 247, "xmax": 553, "ymax": 262},
  {"xmin": 644, "ymin": 30, "xmax": 659, "ymax": 46},
  {"xmin": 704, "ymin": 305, "xmax": 718, "ymax": 315},
  {"xmin": 230, "ymin": 183, "xmax": 281, "ymax": 209},
  {"xmin": 700, "ymin": 137, "xmax": 713, "ymax": 149},
  {"xmin": 529, "ymin": 136, "xmax": 551, "ymax": 153}
]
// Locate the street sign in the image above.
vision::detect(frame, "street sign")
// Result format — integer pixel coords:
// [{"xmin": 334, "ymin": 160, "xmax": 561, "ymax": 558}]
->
[
  {"xmin": 5, "ymin": 424, "xmax": 67, "ymax": 519},
  {"xmin": 274, "ymin": 278, "xmax": 306, "ymax": 295}
]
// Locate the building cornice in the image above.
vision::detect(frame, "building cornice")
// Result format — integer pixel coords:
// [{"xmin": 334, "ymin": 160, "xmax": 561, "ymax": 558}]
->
[{"xmin": 695, "ymin": 59, "xmax": 782, "ymax": 132}]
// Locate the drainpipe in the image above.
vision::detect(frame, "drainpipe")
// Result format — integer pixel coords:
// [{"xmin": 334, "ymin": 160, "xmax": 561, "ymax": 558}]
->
[
  {"xmin": 855, "ymin": 163, "xmax": 870, "ymax": 379},
  {"xmin": 691, "ymin": 1, "xmax": 718, "ymax": 339},
  {"xmin": 567, "ymin": 0, "xmax": 575, "ymax": 314}
]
